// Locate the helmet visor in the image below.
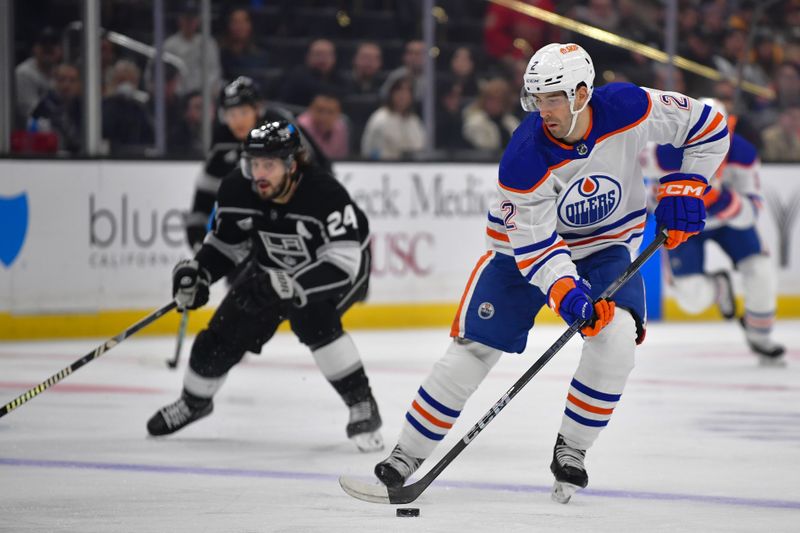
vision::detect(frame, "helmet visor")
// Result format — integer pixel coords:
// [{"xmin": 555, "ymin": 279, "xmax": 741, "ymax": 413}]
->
[{"xmin": 520, "ymin": 88, "xmax": 570, "ymax": 112}]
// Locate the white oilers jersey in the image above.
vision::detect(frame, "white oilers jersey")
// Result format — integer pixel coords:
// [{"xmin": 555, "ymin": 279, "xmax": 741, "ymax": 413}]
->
[
  {"xmin": 489, "ymin": 82, "xmax": 730, "ymax": 295},
  {"xmin": 640, "ymin": 131, "xmax": 761, "ymax": 231}
]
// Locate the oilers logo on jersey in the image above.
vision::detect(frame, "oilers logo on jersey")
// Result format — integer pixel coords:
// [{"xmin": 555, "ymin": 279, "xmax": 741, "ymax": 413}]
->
[{"xmin": 557, "ymin": 175, "xmax": 620, "ymax": 228}]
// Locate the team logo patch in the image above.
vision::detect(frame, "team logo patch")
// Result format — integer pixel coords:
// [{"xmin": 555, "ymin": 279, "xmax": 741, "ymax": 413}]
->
[
  {"xmin": 478, "ymin": 302, "xmax": 495, "ymax": 320},
  {"xmin": 259, "ymin": 231, "xmax": 311, "ymax": 272},
  {"xmin": 576, "ymin": 143, "xmax": 588, "ymax": 156},
  {"xmin": 557, "ymin": 174, "xmax": 621, "ymax": 228}
]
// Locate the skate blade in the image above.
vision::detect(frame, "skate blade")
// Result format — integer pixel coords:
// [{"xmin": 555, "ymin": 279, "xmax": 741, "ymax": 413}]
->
[
  {"xmin": 350, "ymin": 430, "xmax": 385, "ymax": 453},
  {"xmin": 551, "ymin": 481, "xmax": 581, "ymax": 504},
  {"xmin": 339, "ymin": 475, "xmax": 391, "ymax": 504}
]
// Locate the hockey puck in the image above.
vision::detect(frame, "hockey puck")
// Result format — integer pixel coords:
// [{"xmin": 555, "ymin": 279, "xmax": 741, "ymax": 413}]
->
[{"xmin": 396, "ymin": 508, "xmax": 420, "ymax": 517}]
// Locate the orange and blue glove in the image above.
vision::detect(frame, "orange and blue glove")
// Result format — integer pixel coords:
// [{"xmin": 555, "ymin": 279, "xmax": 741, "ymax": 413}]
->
[
  {"xmin": 548, "ymin": 276, "xmax": 615, "ymax": 336},
  {"xmin": 654, "ymin": 172, "xmax": 709, "ymax": 249}
]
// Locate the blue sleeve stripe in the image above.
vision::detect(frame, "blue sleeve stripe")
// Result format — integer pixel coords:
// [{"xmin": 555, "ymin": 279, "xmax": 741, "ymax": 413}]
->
[
  {"xmin": 560, "ymin": 208, "xmax": 647, "ymax": 239},
  {"xmin": 685, "ymin": 104, "xmax": 711, "ymax": 145},
  {"xmin": 487, "ymin": 212, "xmax": 504, "ymax": 225},
  {"xmin": 418, "ymin": 387, "xmax": 461, "ymax": 418},
  {"xmin": 513, "ymin": 231, "xmax": 559, "ymax": 255},
  {"xmin": 524, "ymin": 248, "xmax": 571, "ymax": 280},
  {"xmin": 405, "ymin": 412, "xmax": 445, "ymax": 441},
  {"xmin": 564, "ymin": 408, "xmax": 609, "ymax": 427},
  {"xmin": 570, "ymin": 378, "xmax": 622, "ymax": 401},
  {"xmin": 683, "ymin": 127, "xmax": 728, "ymax": 150}
]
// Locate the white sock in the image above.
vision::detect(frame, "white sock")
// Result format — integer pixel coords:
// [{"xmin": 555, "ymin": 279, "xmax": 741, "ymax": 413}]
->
[
  {"xmin": 311, "ymin": 333, "xmax": 363, "ymax": 381},
  {"xmin": 739, "ymin": 254, "xmax": 777, "ymax": 338}
]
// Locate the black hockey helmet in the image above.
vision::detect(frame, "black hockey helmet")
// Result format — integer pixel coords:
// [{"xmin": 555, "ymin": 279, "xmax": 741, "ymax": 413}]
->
[
  {"xmin": 219, "ymin": 76, "xmax": 260, "ymax": 109},
  {"xmin": 241, "ymin": 120, "xmax": 302, "ymax": 180}
]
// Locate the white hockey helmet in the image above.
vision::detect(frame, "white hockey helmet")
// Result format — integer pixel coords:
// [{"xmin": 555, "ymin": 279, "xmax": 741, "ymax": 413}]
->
[{"xmin": 520, "ymin": 43, "xmax": 595, "ymax": 113}]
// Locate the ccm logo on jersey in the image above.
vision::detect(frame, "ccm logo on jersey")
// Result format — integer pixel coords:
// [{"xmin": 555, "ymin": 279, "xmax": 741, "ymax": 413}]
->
[
  {"xmin": 557, "ymin": 175, "xmax": 621, "ymax": 228},
  {"xmin": 657, "ymin": 181, "xmax": 706, "ymax": 198}
]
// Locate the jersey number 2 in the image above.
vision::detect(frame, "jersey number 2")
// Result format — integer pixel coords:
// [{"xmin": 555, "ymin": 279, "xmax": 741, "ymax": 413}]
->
[
  {"xmin": 501, "ymin": 201, "xmax": 517, "ymax": 230},
  {"xmin": 327, "ymin": 204, "xmax": 358, "ymax": 237}
]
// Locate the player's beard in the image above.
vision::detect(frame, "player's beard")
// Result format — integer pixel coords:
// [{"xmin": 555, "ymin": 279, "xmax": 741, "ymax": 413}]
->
[{"xmin": 253, "ymin": 170, "xmax": 292, "ymax": 201}]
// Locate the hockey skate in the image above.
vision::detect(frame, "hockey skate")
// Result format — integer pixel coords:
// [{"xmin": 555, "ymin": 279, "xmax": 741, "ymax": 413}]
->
[
  {"xmin": 550, "ymin": 434, "xmax": 588, "ymax": 504},
  {"xmin": 711, "ymin": 271, "xmax": 736, "ymax": 320},
  {"xmin": 347, "ymin": 394, "xmax": 384, "ymax": 452},
  {"xmin": 374, "ymin": 445, "xmax": 424, "ymax": 488},
  {"xmin": 739, "ymin": 318, "xmax": 786, "ymax": 366},
  {"xmin": 147, "ymin": 392, "xmax": 213, "ymax": 436}
]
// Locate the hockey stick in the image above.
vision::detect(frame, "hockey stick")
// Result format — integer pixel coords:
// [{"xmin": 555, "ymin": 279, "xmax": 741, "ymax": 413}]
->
[
  {"xmin": 340, "ymin": 230, "xmax": 668, "ymax": 504},
  {"xmin": 0, "ymin": 301, "xmax": 177, "ymax": 419},
  {"xmin": 166, "ymin": 310, "xmax": 189, "ymax": 369}
]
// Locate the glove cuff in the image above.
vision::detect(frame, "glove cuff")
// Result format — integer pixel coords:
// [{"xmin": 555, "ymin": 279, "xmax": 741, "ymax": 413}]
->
[
  {"xmin": 547, "ymin": 276, "xmax": 577, "ymax": 315},
  {"xmin": 656, "ymin": 172, "xmax": 709, "ymax": 201}
]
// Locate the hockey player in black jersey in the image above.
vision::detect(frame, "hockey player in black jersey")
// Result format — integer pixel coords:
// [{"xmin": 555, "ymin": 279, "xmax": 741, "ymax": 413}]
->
[
  {"xmin": 185, "ymin": 76, "xmax": 331, "ymax": 251},
  {"xmin": 147, "ymin": 119, "xmax": 383, "ymax": 452}
]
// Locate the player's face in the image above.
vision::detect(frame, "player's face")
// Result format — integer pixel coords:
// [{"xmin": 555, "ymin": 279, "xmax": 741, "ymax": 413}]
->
[
  {"xmin": 249, "ymin": 157, "xmax": 292, "ymax": 200},
  {"xmin": 534, "ymin": 91, "xmax": 572, "ymax": 138},
  {"xmin": 225, "ymin": 105, "xmax": 259, "ymax": 140}
]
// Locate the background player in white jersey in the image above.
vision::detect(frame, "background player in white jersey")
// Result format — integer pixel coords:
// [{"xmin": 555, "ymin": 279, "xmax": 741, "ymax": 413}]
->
[
  {"xmin": 640, "ymin": 99, "xmax": 785, "ymax": 365},
  {"xmin": 147, "ymin": 120, "xmax": 383, "ymax": 453},
  {"xmin": 372, "ymin": 43, "xmax": 729, "ymax": 504}
]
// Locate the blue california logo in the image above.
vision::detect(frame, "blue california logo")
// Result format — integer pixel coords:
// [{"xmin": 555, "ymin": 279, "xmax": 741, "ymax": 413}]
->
[
  {"xmin": 558, "ymin": 175, "xmax": 621, "ymax": 228},
  {"xmin": 0, "ymin": 193, "xmax": 29, "ymax": 267}
]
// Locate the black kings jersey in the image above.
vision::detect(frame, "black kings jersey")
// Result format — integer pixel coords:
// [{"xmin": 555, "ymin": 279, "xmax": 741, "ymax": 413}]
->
[{"xmin": 195, "ymin": 165, "xmax": 369, "ymax": 304}]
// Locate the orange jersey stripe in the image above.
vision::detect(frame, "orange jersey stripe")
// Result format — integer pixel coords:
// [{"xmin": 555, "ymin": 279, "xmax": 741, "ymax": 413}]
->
[
  {"xmin": 412, "ymin": 400, "xmax": 453, "ymax": 429},
  {"xmin": 450, "ymin": 251, "xmax": 494, "ymax": 337},
  {"xmin": 567, "ymin": 393, "xmax": 614, "ymax": 415},
  {"xmin": 486, "ymin": 227, "xmax": 510, "ymax": 242},
  {"xmin": 686, "ymin": 111, "xmax": 724, "ymax": 145},
  {"xmin": 566, "ymin": 221, "xmax": 646, "ymax": 247},
  {"xmin": 516, "ymin": 240, "xmax": 567, "ymax": 270}
]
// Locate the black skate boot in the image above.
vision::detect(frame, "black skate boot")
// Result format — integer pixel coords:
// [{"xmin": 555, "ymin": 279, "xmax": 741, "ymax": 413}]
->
[
  {"xmin": 346, "ymin": 394, "xmax": 384, "ymax": 452},
  {"xmin": 550, "ymin": 434, "xmax": 588, "ymax": 504},
  {"xmin": 147, "ymin": 392, "xmax": 213, "ymax": 436},
  {"xmin": 374, "ymin": 445, "xmax": 424, "ymax": 488},
  {"xmin": 739, "ymin": 318, "xmax": 786, "ymax": 366},
  {"xmin": 711, "ymin": 271, "xmax": 736, "ymax": 320}
]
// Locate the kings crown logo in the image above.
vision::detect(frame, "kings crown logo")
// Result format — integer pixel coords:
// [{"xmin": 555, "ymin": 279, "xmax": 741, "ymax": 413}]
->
[
  {"xmin": 0, "ymin": 193, "xmax": 29, "ymax": 268},
  {"xmin": 557, "ymin": 175, "xmax": 621, "ymax": 228}
]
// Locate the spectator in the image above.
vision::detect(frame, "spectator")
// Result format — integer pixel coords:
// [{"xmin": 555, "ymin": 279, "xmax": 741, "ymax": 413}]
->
[
  {"xmin": 761, "ymin": 105, "xmax": 800, "ymax": 161},
  {"xmin": 164, "ymin": 0, "xmax": 221, "ymax": 95},
  {"xmin": 651, "ymin": 63, "xmax": 687, "ymax": 94},
  {"xmin": 219, "ymin": 7, "xmax": 268, "ymax": 88},
  {"xmin": 752, "ymin": 62, "xmax": 800, "ymax": 130},
  {"xmin": 343, "ymin": 41, "xmax": 385, "ymax": 96},
  {"xmin": 101, "ymin": 34, "xmax": 118, "ymax": 96},
  {"xmin": 280, "ymin": 39, "xmax": 344, "ymax": 107},
  {"xmin": 169, "ymin": 90, "xmax": 205, "ymax": 157},
  {"xmin": 380, "ymin": 40, "xmax": 427, "ymax": 104},
  {"xmin": 30, "ymin": 63, "xmax": 82, "ymax": 154},
  {"xmin": 462, "ymin": 77, "xmax": 520, "ymax": 153},
  {"xmin": 102, "ymin": 60, "xmax": 153, "ymax": 154},
  {"xmin": 712, "ymin": 28, "xmax": 763, "ymax": 87},
  {"xmin": 297, "ymin": 90, "xmax": 350, "ymax": 160},
  {"xmin": 435, "ymin": 79, "xmax": 470, "ymax": 151},
  {"xmin": 15, "ymin": 26, "xmax": 62, "ymax": 124},
  {"xmin": 710, "ymin": 79, "xmax": 761, "ymax": 149},
  {"xmin": 484, "ymin": 0, "xmax": 559, "ymax": 64},
  {"xmin": 361, "ymin": 77, "xmax": 425, "ymax": 160},
  {"xmin": 445, "ymin": 46, "xmax": 480, "ymax": 100}
]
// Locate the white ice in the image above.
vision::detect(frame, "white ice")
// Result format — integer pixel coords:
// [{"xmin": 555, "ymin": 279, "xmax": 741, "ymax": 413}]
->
[{"xmin": 1, "ymin": 320, "xmax": 799, "ymax": 532}]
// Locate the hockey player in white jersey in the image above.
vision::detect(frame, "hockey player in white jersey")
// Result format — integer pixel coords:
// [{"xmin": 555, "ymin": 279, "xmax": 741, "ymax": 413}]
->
[
  {"xmin": 640, "ymin": 98, "xmax": 785, "ymax": 364},
  {"xmin": 372, "ymin": 43, "xmax": 729, "ymax": 504}
]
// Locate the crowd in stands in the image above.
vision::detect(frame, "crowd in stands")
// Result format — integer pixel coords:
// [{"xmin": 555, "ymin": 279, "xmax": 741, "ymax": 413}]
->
[{"xmin": 11, "ymin": 0, "xmax": 800, "ymax": 161}]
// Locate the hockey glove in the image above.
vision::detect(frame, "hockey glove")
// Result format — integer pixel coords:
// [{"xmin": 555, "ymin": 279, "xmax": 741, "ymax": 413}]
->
[
  {"xmin": 654, "ymin": 172, "xmax": 709, "ymax": 250},
  {"xmin": 704, "ymin": 185, "xmax": 741, "ymax": 220},
  {"xmin": 235, "ymin": 269, "xmax": 307, "ymax": 313},
  {"xmin": 172, "ymin": 259, "xmax": 211, "ymax": 311},
  {"xmin": 548, "ymin": 276, "xmax": 615, "ymax": 337},
  {"xmin": 186, "ymin": 224, "xmax": 206, "ymax": 253}
]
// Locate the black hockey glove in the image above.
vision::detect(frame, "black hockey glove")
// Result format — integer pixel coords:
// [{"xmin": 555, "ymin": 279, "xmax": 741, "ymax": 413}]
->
[
  {"xmin": 235, "ymin": 269, "xmax": 307, "ymax": 313},
  {"xmin": 186, "ymin": 224, "xmax": 207, "ymax": 253},
  {"xmin": 172, "ymin": 259, "xmax": 211, "ymax": 311}
]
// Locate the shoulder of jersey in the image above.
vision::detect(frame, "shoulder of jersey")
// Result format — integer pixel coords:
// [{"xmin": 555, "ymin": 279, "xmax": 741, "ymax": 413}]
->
[
  {"xmin": 728, "ymin": 132, "xmax": 758, "ymax": 166},
  {"xmin": 299, "ymin": 167, "xmax": 349, "ymax": 201},
  {"xmin": 591, "ymin": 82, "xmax": 651, "ymax": 139},
  {"xmin": 216, "ymin": 170, "xmax": 251, "ymax": 203},
  {"xmin": 498, "ymin": 113, "xmax": 552, "ymax": 193}
]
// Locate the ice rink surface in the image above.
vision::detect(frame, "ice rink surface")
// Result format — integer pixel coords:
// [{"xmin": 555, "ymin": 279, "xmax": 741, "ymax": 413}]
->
[{"xmin": 1, "ymin": 320, "xmax": 799, "ymax": 532}]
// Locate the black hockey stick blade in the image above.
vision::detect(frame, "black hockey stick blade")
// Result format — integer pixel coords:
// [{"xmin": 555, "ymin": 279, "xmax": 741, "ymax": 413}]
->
[
  {"xmin": 166, "ymin": 310, "xmax": 189, "ymax": 369},
  {"xmin": 0, "ymin": 301, "xmax": 177, "ymax": 419},
  {"xmin": 340, "ymin": 231, "xmax": 667, "ymax": 504}
]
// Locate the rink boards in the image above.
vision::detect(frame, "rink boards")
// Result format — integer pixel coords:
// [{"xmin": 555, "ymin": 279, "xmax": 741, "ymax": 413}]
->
[{"xmin": 1, "ymin": 160, "xmax": 799, "ymax": 339}]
